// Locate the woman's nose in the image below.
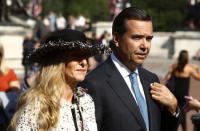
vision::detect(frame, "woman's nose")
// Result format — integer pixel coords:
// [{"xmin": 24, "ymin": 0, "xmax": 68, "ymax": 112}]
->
[{"xmin": 80, "ymin": 58, "xmax": 88, "ymax": 67}]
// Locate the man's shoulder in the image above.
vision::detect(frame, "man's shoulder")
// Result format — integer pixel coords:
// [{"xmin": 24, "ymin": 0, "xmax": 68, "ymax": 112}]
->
[
  {"xmin": 79, "ymin": 62, "xmax": 108, "ymax": 89},
  {"xmin": 86, "ymin": 57, "xmax": 112, "ymax": 78},
  {"xmin": 86, "ymin": 62, "xmax": 107, "ymax": 79},
  {"xmin": 138, "ymin": 66, "xmax": 158, "ymax": 77}
]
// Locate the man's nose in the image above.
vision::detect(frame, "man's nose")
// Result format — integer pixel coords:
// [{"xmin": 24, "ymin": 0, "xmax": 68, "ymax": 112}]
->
[{"xmin": 140, "ymin": 38, "xmax": 148, "ymax": 51}]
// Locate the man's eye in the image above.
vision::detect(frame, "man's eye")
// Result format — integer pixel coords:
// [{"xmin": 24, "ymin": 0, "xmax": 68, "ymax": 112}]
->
[
  {"xmin": 132, "ymin": 35, "xmax": 143, "ymax": 40},
  {"xmin": 146, "ymin": 36, "xmax": 153, "ymax": 40},
  {"xmin": 134, "ymin": 37, "xmax": 140, "ymax": 40}
]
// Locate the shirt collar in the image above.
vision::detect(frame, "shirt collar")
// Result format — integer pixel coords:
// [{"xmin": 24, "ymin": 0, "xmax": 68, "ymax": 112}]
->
[{"xmin": 111, "ymin": 53, "xmax": 138, "ymax": 77}]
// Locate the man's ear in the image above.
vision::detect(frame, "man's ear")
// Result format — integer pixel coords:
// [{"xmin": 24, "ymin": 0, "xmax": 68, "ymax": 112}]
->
[{"xmin": 113, "ymin": 33, "xmax": 120, "ymax": 47}]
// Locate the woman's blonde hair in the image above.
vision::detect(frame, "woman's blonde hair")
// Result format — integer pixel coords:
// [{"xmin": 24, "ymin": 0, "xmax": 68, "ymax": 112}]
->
[
  {"xmin": 0, "ymin": 43, "xmax": 9, "ymax": 75},
  {"xmin": 8, "ymin": 62, "xmax": 66, "ymax": 131}
]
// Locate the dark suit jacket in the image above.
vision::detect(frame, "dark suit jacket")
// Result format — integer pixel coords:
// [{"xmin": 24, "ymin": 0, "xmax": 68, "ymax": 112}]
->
[{"xmin": 80, "ymin": 56, "xmax": 179, "ymax": 131}]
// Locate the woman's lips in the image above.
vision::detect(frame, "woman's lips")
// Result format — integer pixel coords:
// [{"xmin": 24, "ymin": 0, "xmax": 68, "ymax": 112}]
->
[{"xmin": 77, "ymin": 69, "xmax": 86, "ymax": 72}]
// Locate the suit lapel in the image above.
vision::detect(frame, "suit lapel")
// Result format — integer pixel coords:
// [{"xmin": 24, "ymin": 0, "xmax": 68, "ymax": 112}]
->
[{"xmin": 104, "ymin": 57, "xmax": 147, "ymax": 130}]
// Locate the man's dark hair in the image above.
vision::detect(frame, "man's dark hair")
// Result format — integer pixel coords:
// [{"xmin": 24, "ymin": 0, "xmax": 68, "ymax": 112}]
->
[{"xmin": 112, "ymin": 7, "xmax": 152, "ymax": 37}]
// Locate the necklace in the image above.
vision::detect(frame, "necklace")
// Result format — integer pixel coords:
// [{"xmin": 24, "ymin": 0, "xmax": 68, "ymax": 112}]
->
[{"xmin": 71, "ymin": 87, "xmax": 85, "ymax": 131}]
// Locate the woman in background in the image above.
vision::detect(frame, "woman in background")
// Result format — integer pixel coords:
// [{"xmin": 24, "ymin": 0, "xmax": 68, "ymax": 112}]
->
[
  {"xmin": 165, "ymin": 50, "xmax": 200, "ymax": 131},
  {"xmin": 0, "ymin": 43, "xmax": 20, "ymax": 92},
  {"xmin": 0, "ymin": 43, "xmax": 20, "ymax": 128}
]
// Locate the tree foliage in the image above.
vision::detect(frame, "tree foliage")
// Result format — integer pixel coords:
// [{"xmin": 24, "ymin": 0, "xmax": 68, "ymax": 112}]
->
[
  {"xmin": 66, "ymin": 0, "xmax": 110, "ymax": 21},
  {"xmin": 130, "ymin": 0, "xmax": 189, "ymax": 31},
  {"xmin": 40, "ymin": 0, "xmax": 190, "ymax": 31},
  {"xmin": 42, "ymin": 0, "xmax": 67, "ymax": 16},
  {"xmin": 41, "ymin": 0, "xmax": 110, "ymax": 22}
]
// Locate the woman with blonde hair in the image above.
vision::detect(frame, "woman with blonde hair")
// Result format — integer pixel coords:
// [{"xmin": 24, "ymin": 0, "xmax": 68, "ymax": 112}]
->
[
  {"xmin": 8, "ymin": 29, "xmax": 110, "ymax": 131},
  {"xmin": 165, "ymin": 50, "xmax": 200, "ymax": 131}
]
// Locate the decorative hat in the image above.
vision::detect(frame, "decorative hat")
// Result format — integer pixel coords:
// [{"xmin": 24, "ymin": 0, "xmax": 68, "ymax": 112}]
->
[{"xmin": 28, "ymin": 29, "xmax": 111, "ymax": 64}]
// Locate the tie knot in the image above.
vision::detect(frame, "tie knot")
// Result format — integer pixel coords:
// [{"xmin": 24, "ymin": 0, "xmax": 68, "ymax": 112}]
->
[
  {"xmin": 130, "ymin": 72, "xmax": 137, "ymax": 77},
  {"xmin": 129, "ymin": 72, "xmax": 138, "ymax": 83}
]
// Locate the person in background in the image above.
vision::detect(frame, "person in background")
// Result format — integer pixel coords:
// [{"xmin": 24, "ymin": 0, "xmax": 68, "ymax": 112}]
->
[
  {"xmin": 84, "ymin": 18, "xmax": 92, "ymax": 32},
  {"xmin": 0, "ymin": 43, "xmax": 20, "ymax": 126},
  {"xmin": 75, "ymin": 14, "xmax": 86, "ymax": 31},
  {"xmin": 67, "ymin": 15, "xmax": 76, "ymax": 30},
  {"xmin": 80, "ymin": 7, "xmax": 180, "ymax": 131},
  {"xmin": 48, "ymin": 11, "xmax": 57, "ymax": 32},
  {"xmin": 193, "ymin": 48, "xmax": 200, "ymax": 60},
  {"xmin": 8, "ymin": 29, "xmax": 110, "ymax": 131},
  {"xmin": 21, "ymin": 33, "xmax": 50, "ymax": 91},
  {"xmin": 0, "ymin": 43, "xmax": 20, "ymax": 92},
  {"xmin": 40, "ymin": 15, "xmax": 51, "ymax": 38},
  {"xmin": 56, "ymin": 13, "xmax": 67, "ymax": 30},
  {"xmin": 165, "ymin": 50, "xmax": 200, "ymax": 131},
  {"xmin": 188, "ymin": 98, "xmax": 200, "ymax": 111},
  {"xmin": 86, "ymin": 33, "xmax": 104, "ymax": 72},
  {"xmin": 184, "ymin": 96, "xmax": 200, "ymax": 112},
  {"xmin": 98, "ymin": 30, "xmax": 110, "ymax": 47},
  {"xmin": 22, "ymin": 32, "xmax": 36, "ymax": 77}
]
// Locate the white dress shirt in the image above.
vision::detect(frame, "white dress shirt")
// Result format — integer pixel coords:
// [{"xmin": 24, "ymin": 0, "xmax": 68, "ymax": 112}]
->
[{"xmin": 111, "ymin": 53, "xmax": 147, "ymax": 104}]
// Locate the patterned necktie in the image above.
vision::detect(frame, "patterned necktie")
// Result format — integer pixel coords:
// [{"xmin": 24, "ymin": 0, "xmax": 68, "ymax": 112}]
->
[{"xmin": 129, "ymin": 72, "xmax": 149, "ymax": 131}]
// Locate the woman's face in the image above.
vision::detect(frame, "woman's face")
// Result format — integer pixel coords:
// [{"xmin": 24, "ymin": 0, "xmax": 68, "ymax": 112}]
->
[{"xmin": 64, "ymin": 50, "xmax": 89, "ymax": 85}]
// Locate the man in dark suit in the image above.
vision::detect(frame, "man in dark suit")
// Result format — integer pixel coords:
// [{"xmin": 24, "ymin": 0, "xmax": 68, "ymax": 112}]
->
[{"xmin": 80, "ymin": 7, "xmax": 180, "ymax": 131}]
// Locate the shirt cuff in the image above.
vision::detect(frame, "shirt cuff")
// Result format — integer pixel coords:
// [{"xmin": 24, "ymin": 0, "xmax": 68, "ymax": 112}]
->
[{"xmin": 172, "ymin": 106, "xmax": 181, "ymax": 118}]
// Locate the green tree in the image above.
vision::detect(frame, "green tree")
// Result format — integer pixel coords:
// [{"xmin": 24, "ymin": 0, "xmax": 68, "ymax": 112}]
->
[
  {"xmin": 42, "ymin": 0, "xmax": 67, "ymax": 16},
  {"xmin": 130, "ymin": 0, "xmax": 189, "ymax": 31},
  {"xmin": 39, "ymin": 0, "xmax": 190, "ymax": 31},
  {"xmin": 65, "ymin": 0, "xmax": 110, "ymax": 22},
  {"xmin": 41, "ymin": 0, "xmax": 110, "ymax": 22}
]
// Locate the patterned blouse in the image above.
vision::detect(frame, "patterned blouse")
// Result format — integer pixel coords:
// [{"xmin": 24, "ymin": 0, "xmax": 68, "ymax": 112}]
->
[{"xmin": 15, "ymin": 92, "xmax": 97, "ymax": 131}]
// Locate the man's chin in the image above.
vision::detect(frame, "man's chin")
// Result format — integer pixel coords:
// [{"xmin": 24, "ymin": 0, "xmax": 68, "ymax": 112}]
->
[{"xmin": 136, "ymin": 58, "xmax": 145, "ymax": 64}]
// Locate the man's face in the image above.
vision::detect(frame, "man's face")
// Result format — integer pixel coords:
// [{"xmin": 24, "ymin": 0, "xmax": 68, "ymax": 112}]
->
[{"xmin": 114, "ymin": 19, "xmax": 153, "ymax": 71}]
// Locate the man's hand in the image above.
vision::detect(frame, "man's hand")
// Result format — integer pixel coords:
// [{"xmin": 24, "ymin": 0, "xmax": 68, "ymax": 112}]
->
[{"xmin": 150, "ymin": 82, "xmax": 178, "ymax": 114}]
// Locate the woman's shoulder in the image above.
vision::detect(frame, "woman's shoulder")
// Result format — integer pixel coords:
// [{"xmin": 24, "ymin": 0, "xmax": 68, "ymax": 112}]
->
[
  {"xmin": 16, "ymin": 100, "xmax": 40, "ymax": 130},
  {"xmin": 171, "ymin": 63, "xmax": 177, "ymax": 69},
  {"xmin": 7, "ymin": 68, "xmax": 15, "ymax": 74},
  {"xmin": 19, "ymin": 99, "xmax": 41, "ymax": 117},
  {"xmin": 184, "ymin": 64, "xmax": 196, "ymax": 71},
  {"xmin": 186, "ymin": 63, "xmax": 197, "ymax": 68},
  {"xmin": 7, "ymin": 68, "xmax": 18, "ymax": 78},
  {"xmin": 76, "ymin": 87, "xmax": 93, "ymax": 104}
]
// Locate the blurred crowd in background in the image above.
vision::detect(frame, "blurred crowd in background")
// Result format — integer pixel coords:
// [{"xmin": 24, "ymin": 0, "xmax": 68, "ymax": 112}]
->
[
  {"xmin": 0, "ymin": 0, "xmax": 200, "ymax": 131},
  {"xmin": 1, "ymin": 0, "xmax": 200, "ymax": 31},
  {"xmin": 34, "ymin": 12, "xmax": 92, "ymax": 41}
]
